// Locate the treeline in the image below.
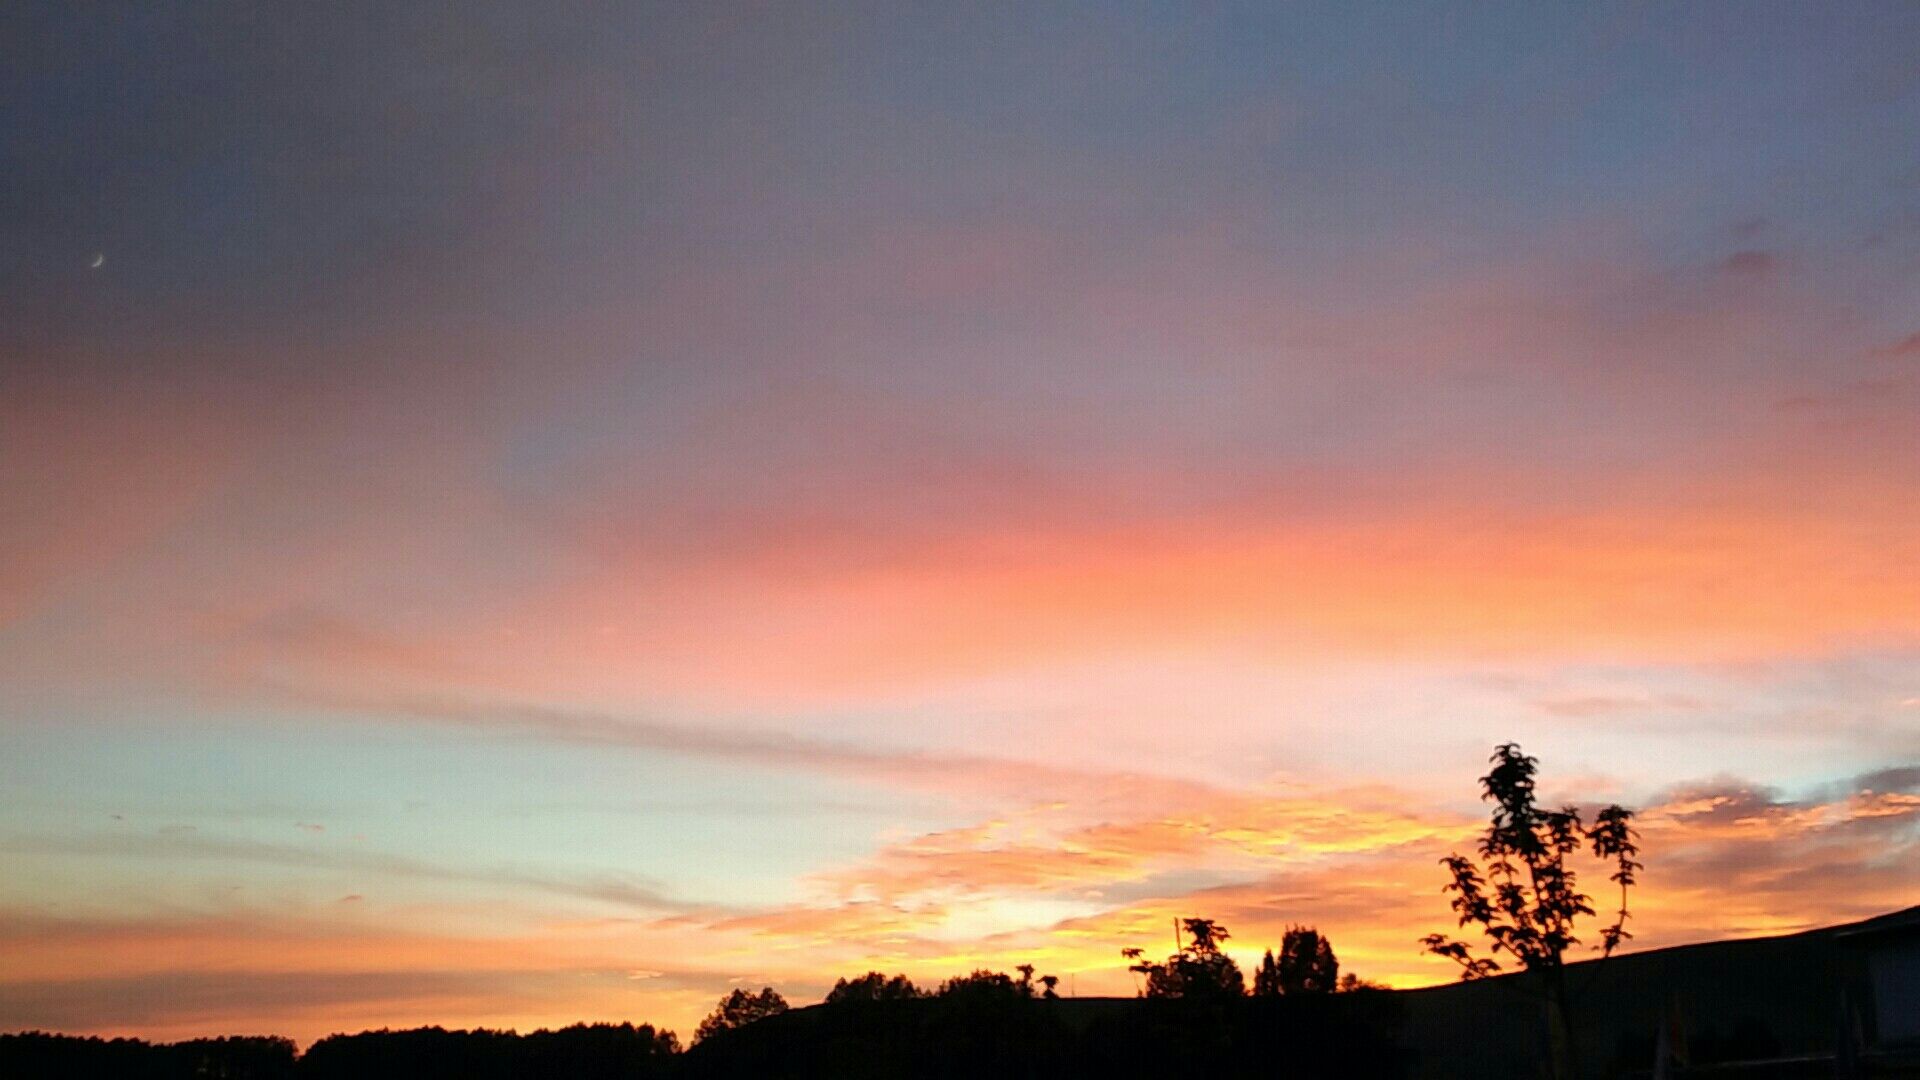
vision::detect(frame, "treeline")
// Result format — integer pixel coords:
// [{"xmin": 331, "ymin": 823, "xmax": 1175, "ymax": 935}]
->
[
  {"xmin": 680, "ymin": 984, "xmax": 1408, "ymax": 1079},
  {"xmin": 675, "ymin": 925, "xmax": 1406, "ymax": 1078},
  {"xmin": 302, "ymin": 1023, "xmax": 679, "ymax": 1079},
  {"xmin": 10, "ymin": 984, "xmax": 1799, "ymax": 1080},
  {"xmin": 0, "ymin": 1033, "xmax": 297, "ymax": 1079},
  {"xmin": 2, "ymin": 924, "xmax": 1396, "ymax": 1078},
  {"xmin": 0, "ymin": 1023, "xmax": 677, "ymax": 1080},
  {"xmin": 1, "ymin": 992, "xmax": 1407, "ymax": 1080}
]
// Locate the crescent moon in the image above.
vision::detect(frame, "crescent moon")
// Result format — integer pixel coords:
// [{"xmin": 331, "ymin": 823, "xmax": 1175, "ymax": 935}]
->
[{"xmin": 89, "ymin": 253, "xmax": 104, "ymax": 269}]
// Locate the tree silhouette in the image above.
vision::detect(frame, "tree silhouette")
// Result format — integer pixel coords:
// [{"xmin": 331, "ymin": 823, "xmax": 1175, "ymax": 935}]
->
[
  {"xmin": 1422, "ymin": 742, "xmax": 1641, "ymax": 1080},
  {"xmin": 935, "ymin": 969, "xmax": 1023, "ymax": 1000},
  {"xmin": 1283, "ymin": 925, "xmax": 1339, "ymax": 995},
  {"xmin": 932, "ymin": 966, "xmax": 1059, "ymax": 1002},
  {"xmin": 1126, "ymin": 917, "xmax": 1245, "ymax": 1000},
  {"xmin": 693, "ymin": 987, "xmax": 789, "ymax": 1045},
  {"xmin": 1120, "ymin": 947, "xmax": 1146, "ymax": 994},
  {"xmin": 1183, "ymin": 917, "xmax": 1227, "ymax": 954},
  {"xmin": 1253, "ymin": 950, "xmax": 1282, "ymax": 997},
  {"xmin": 1252, "ymin": 926, "xmax": 1339, "ymax": 995},
  {"xmin": 299, "ymin": 1025, "xmax": 678, "ymax": 1078},
  {"xmin": 824, "ymin": 971, "xmax": 923, "ymax": 1004}
]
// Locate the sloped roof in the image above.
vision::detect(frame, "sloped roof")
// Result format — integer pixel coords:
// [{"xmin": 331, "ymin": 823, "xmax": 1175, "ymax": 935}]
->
[{"xmin": 1834, "ymin": 904, "xmax": 1920, "ymax": 939}]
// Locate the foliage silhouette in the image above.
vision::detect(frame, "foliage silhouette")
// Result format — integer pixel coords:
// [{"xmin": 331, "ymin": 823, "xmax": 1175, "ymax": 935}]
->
[
  {"xmin": 0, "ymin": 1032, "xmax": 297, "ymax": 1079},
  {"xmin": 1120, "ymin": 946, "xmax": 1146, "ymax": 994},
  {"xmin": 299, "ymin": 1023, "xmax": 677, "ymax": 1079},
  {"xmin": 684, "ymin": 966, "xmax": 1079, "ymax": 1079},
  {"xmin": 1253, "ymin": 925, "xmax": 1340, "ymax": 996},
  {"xmin": 10, "ymin": 906, "xmax": 1891, "ymax": 1080},
  {"xmin": 1421, "ymin": 742, "xmax": 1641, "ymax": 1080},
  {"xmin": 693, "ymin": 987, "xmax": 788, "ymax": 1045},
  {"xmin": 1254, "ymin": 950, "xmax": 1281, "ymax": 996},
  {"xmin": 681, "ymin": 976, "xmax": 1409, "ymax": 1079},
  {"xmin": 1183, "ymin": 916, "xmax": 1227, "ymax": 953},
  {"xmin": 520, "ymin": 1022, "xmax": 681, "ymax": 1077},
  {"xmin": 935, "ymin": 968, "xmax": 1026, "ymax": 1001},
  {"xmin": 825, "ymin": 971, "xmax": 924, "ymax": 1004},
  {"xmin": 1125, "ymin": 917, "xmax": 1245, "ymax": 1000},
  {"xmin": 2, "ymin": 1027, "xmax": 685, "ymax": 1080}
]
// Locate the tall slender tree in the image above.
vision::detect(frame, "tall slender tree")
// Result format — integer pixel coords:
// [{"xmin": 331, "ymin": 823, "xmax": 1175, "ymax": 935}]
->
[
  {"xmin": 1423, "ymin": 743, "xmax": 1641, "ymax": 1080},
  {"xmin": 1252, "ymin": 949, "xmax": 1283, "ymax": 997}
]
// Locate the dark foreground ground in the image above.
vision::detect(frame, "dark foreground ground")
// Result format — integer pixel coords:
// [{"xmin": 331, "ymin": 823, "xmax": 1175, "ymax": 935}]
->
[{"xmin": 7, "ymin": 908, "xmax": 1918, "ymax": 1079}]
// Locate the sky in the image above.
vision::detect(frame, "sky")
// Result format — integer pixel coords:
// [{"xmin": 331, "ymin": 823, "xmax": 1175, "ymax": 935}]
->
[{"xmin": 3, "ymin": 0, "xmax": 1918, "ymax": 1046}]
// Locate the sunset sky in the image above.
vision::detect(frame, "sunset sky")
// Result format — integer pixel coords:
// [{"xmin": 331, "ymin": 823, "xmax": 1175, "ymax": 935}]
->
[{"xmin": 4, "ymin": 2, "xmax": 1918, "ymax": 1045}]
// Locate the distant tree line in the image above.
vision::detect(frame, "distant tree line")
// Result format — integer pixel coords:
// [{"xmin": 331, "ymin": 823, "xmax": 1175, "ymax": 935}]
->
[
  {"xmin": 0, "ymin": 1024, "xmax": 677, "ymax": 1080},
  {"xmin": 0, "ymin": 916, "xmax": 1396, "ymax": 1079},
  {"xmin": 0, "ymin": 1033, "xmax": 299, "ymax": 1080},
  {"xmin": 301, "ymin": 1023, "xmax": 680, "ymax": 1079},
  {"xmin": 0, "ymin": 951, "xmax": 1403, "ymax": 1080}
]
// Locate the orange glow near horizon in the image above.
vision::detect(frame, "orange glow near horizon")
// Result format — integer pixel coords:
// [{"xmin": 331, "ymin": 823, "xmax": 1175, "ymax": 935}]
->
[{"xmin": 7, "ymin": 771, "xmax": 1915, "ymax": 1045}]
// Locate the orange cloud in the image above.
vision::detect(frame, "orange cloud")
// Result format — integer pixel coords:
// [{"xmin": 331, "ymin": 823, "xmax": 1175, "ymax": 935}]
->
[
  {"xmin": 661, "ymin": 765, "xmax": 1920, "ymax": 998},
  {"xmin": 814, "ymin": 791, "xmax": 1466, "ymax": 903}
]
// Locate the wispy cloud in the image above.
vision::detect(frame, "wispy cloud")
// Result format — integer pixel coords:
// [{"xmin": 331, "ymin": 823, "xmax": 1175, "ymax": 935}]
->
[
  {"xmin": 263, "ymin": 687, "xmax": 1223, "ymax": 809},
  {"xmin": 0, "ymin": 830, "xmax": 695, "ymax": 914}
]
